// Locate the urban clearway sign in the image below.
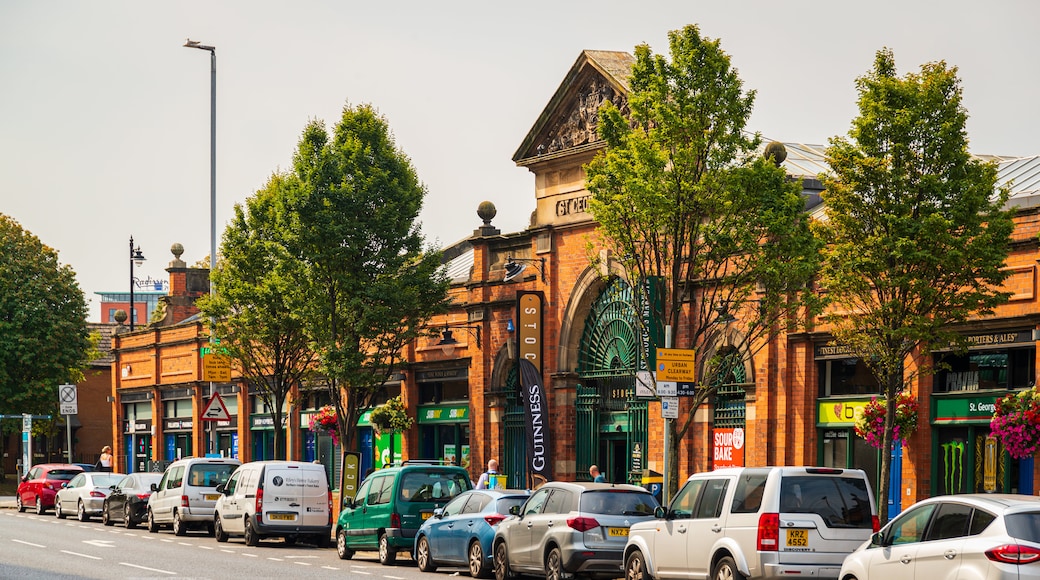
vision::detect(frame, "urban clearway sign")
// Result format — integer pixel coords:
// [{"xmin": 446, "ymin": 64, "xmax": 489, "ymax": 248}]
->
[{"xmin": 655, "ymin": 348, "xmax": 696, "ymax": 382}]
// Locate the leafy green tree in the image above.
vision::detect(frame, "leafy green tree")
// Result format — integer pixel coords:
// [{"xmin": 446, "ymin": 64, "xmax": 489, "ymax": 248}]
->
[
  {"xmin": 819, "ymin": 48, "xmax": 1014, "ymax": 523},
  {"xmin": 283, "ymin": 104, "xmax": 450, "ymax": 450},
  {"xmin": 0, "ymin": 214, "xmax": 92, "ymax": 416},
  {"xmin": 586, "ymin": 25, "xmax": 822, "ymax": 497},
  {"xmin": 197, "ymin": 175, "xmax": 318, "ymax": 459}
]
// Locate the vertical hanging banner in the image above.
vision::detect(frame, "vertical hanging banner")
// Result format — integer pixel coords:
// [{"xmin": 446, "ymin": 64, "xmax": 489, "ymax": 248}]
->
[
  {"xmin": 519, "ymin": 359, "xmax": 552, "ymax": 484},
  {"xmin": 517, "ymin": 291, "xmax": 544, "ymax": 372}
]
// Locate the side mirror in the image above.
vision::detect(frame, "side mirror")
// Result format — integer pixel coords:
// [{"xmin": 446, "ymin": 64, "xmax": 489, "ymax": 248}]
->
[
  {"xmin": 342, "ymin": 497, "xmax": 355, "ymax": 509},
  {"xmin": 150, "ymin": 483, "xmax": 158, "ymax": 492},
  {"xmin": 61, "ymin": 482, "xmax": 69, "ymax": 489},
  {"xmin": 870, "ymin": 531, "xmax": 885, "ymax": 547},
  {"xmin": 654, "ymin": 505, "xmax": 667, "ymax": 519},
  {"xmin": 215, "ymin": 483, "xmax": 225, "ymax": 494},
  {"xmin": 509, "ymin": 504, "xmax": 520, "ymax": 516},
  {"xmin": 433, "ymin": 508, "xmax": 444, "ymax": 518}
]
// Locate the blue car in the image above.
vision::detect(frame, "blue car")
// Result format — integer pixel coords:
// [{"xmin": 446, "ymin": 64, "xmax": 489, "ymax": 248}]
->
[{"xmin": 414, "ymin": 488, "xmax": 531, "ymax": 577}]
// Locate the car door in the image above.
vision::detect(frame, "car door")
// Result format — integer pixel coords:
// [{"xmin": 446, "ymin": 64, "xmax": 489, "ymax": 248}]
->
[
  {"xmin": 430, "ymin": 492, "xmax": 472, "ymax": 564},
  {"xmin": 218, "ymin": 469, "xmax": 244, "ymax": 534},
  {"xmin": 453, "ymin": 492, "xmax": 492, "ymax": 562},
  {"xmin": 60, "ymin": 473, "xmax": 86, "ymax": 515},
  {"xmin": 21, "ymin": 467, "xmax": 41, "ymax": 506},
  {"xmin": 866, "ymin": 503, "xmax": 938, "ymax": 580},
  {"xmin": 340, "ymin": 476, "xmax": 374, "ymax": 547},
  {"xmin": 155, "ymin": 465, "xmax": 184, "ymax": 522},
  {"xmin": 511, "ymin": 487, "xmax": 551, "ymax": 570},
  {"xmin": 109, "ymin": 475, "xmax": 132, "ymax": 521},
  {"xmin": 653, "ymin": 478, "xmax": 706, "ymax": 579},
  {"xmin": 915, "ymin": 502, "xmax": 972, "ymax": 579},
  {"xmin": 686, "ymin": 477, "xmax": 731, "ymax": 578}
]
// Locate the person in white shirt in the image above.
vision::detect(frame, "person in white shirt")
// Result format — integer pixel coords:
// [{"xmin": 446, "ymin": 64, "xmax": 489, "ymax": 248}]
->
[{"xmin": 476, "ymin": 459, "xmax": 499, "ymax": 489}]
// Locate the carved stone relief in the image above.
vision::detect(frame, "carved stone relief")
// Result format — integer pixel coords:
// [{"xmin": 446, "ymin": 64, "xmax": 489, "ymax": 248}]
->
[{"xmin": 535, "ymin": 75, "xmax": 629, "ymax": 156}]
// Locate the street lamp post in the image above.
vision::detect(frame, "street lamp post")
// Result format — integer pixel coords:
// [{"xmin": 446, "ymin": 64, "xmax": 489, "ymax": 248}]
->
[
  {"xmin": 184, "ymin": 38, "xmax": 218, "ymax": 457},
  {"xmin": 129, "ymin": 237, "xmax": 145, "ymax": 331}
]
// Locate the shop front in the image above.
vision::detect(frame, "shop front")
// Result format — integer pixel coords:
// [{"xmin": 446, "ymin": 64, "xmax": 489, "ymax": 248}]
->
[
  {"xmin": 417, "ymin": 404, "xmax": 471, "ymax": 470},
  {"xmin": 161, "ymin": 388, "xmax": 194, "ymax": 462},
  {"xmin": 816, "ymin": 398, "xmax": 881, "ymax": 498},
  {"xmin": 121, "ymin": 394, "xmax": 153, "ymax": 473}
]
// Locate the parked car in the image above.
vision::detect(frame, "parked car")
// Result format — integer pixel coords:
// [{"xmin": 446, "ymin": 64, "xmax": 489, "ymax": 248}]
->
[
  {"xmin": 213, "ymin": 460, "xmax": 333, "ymax": 547},
  {"xmin": 414, "ymin": 488, "xmax": 531, "ymax": 577},
  {"xmin": 102, "ymin": 472, "xmax": 164, "ymax": 528},
  {"xmin": 54, "ymin": 471, "xmax": 125, "ymax": 521},
  {"xmin": 623, "ymin": 466, "xmax": 878, "ymax": 580},
  {"xmin": 838, "ymin": 493, "xmax": 1040, "ymax": 580},
  {"xmin": 492, "ymin": 481, "xmax": 660, "ymax": 580},
  {"xmin": 337, "ymin": 460, "xmax": 473, "ymax": 564},
  {"xmin": 147, "ymin": 456, "xmax": 241, "ymax": 535},
  {"xmin": 16, "ymin": 464, "xmax": 85, "ymax": 515}
]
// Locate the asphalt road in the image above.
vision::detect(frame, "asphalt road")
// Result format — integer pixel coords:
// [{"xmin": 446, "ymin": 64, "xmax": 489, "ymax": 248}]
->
[{"xmin": 0, "ymin": 507, "xmax": 470, "ymax": 580}]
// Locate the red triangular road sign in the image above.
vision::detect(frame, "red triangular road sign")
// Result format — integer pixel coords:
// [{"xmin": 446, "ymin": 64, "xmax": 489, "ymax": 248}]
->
[{"xmin": 200, "ymin": 393, "xmax": 231, "ymax": 422}]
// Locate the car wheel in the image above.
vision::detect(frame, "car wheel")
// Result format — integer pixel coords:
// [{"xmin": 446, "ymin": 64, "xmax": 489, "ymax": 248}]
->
[
  {"xmin": 545, "ymin": 547, "xmax": 564, "ymax": 580},
  {"xmin": 416, "ymin": 535, "xmax": 437, "ymax": 572},
  {"xmin": 173, "ymin": 510, "xmax": 187, "ymax": 536},
  {"xmin": 378, "ymin": 533, "xmax": 397, "ymax": 565},
  {"xmin": 713, "ymin": 556, "xmax": 745, "ymax": 580},
  {"xmin": 214, "ymin": 516, "xmax": 229, "ymax": 543},
  {"xmin": 35, "ymin": 497, "xmax": 46, "ymax": 515},
  {"xmin": 103, "ymin": 504, "xmax": 114, "ymax": 526},
  {"xmin": 147, "ymin": 509, "xmax": 159, "ymax": 533},
  {"xmin": 315, "ymin": 533, "xmax": 330, "ymax": 549},
  {"xmin": 625, "ymin": 550, "xmax": 650, "ymax": 580},
  {"xmin": 284, "ymin": 536, "xmax": 297, "ymax": 547},
  {"xmin": 124, "ymin": 502, "xmax": 136, "ymax": 529},
  {"xmin": 336, "ymin": 529, "xmax": 354, "ymax": 560},
  {"xmin": 16, "ymin": 495, "xmax": 25, "ymax": 513},
  {"xmin": 469, "ymin": 539, "xmax": 490, "ymax": 578},
  {"xmin": 244, "ymin": 517, "xmax": 259, "ymax": 547},
  {"xmin": 55, "ymin": 499, "xmax": 66, "ymax": 519},
  {"xmin": 206, "ymin": 522, "xmax": 215, "ymax": 537},
  {"xmin": 78, "ymin": 500, "xmax": 91, "ymax": 522},
  {"xmin": 494, "ymin": 542, "xmax": 516, "ymax": 580}
]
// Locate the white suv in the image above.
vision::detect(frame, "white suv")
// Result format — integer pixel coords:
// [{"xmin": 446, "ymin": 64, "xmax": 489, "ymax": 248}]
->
[
  {"xmin": 623, "ymin": 467, "xmax": 878, "ymax": 580},
  {"xmin": 147, "ymin": 457, "xmax": 241, "ymax": 536}
]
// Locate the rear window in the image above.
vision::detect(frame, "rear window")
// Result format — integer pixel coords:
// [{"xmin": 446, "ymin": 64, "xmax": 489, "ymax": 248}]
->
[
  {"xmin": 780, "ymin": 475, "xmax": 872, "ymax": 528},
  {"xmin": 580, "ymin": 490, "xmax": 659, "ymax": 516},
  {"xmin": 1005, "ymin": 512, "xmax": 1040, "ymax": 543},
  {"xmin": 93, "ymin": 474, "xmax": 124, "ymax": 487},
  {"xmin": 187, "ymin": 464, "xmax": 236, "ymax": 488},
  {"xmin": 399, "ymin": 470, "xmax": 471, "ymax": 502},
  {"xmin": 496, "ymin": 497, "xmax": 528, "ymax": 515},
  {"xmin": 48, "ymin": 470, "xmax": 81, "ymax": 481}
]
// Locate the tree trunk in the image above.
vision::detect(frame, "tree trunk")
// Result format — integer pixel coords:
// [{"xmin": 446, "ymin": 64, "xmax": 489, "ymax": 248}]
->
[{"xmin": 876, "ymin": 371, "xmax": 901, "ymax": 526}]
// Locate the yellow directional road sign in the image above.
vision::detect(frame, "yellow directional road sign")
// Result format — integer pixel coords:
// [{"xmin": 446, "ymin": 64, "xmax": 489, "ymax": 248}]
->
[{"xmin": 656, "ymin": 359, "xmax": 696, "ymax": 382}]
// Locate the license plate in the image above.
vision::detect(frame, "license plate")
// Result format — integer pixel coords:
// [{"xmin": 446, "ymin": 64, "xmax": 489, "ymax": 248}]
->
[
  {"xmin": 421, "ymin": 512, "xmax": 433, "ymax": 520},
  {"xmin": 269, "ymin": 513, "xmax": 296, "ymax": 521},
  {"xmin": 607, "ymin": 527, "xmax": 629, "ymax": 537},
  {"xmin": 204, "ymin": 494, "xmax": 221, "ymax": 501},
  {"xmin": 786, "ymin": 529, "xmax": 808, "ymax": 547}
]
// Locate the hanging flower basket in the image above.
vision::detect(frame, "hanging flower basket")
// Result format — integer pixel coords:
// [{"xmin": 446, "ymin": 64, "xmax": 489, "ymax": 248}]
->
[
  {"xmin": 854, "ymin": 391, "xmax": 918, "ymax": 449},
  {"xmin": 990, "ymin": 386, "xmax": 1040, "ymax": 459},
  {"xmin": 368, "ymin": 396, "xmax": 413, "ymax": 436},
  {"xmin": 308, "ymin": 405, "xmax": 339, "ymax": 446}
]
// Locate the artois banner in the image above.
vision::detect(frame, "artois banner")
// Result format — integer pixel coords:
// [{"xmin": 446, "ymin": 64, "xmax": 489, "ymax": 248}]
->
[{"xmin": 519, "ymin": 358, "xmax": 552, "ymax": 484}]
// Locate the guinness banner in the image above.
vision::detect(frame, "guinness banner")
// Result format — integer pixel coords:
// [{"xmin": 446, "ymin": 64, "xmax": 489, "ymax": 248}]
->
[{"xmin": 519, "ymin": 359, "xmax": 552, "ymax": 483}]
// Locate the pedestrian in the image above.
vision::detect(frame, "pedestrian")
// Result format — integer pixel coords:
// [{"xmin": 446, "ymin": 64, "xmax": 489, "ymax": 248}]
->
[
  {"xmin": 476, "ymin": 459, "xmax": 499, "ymax": 489},
  {"xmin": 589, "ymin": 464, "xmax": 605, "ymax": 483},
  {"xmin": 97, "ymin": 446, "xmax": 113, "ymax": 472}
]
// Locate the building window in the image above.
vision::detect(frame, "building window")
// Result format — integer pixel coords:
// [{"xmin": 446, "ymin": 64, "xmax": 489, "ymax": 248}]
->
[
  {"xmin": 933, "ymin": 348, "xmax": 1035, "ymax": 393},
  {"xmin": 818, "ymin": 358, "xmax": 880, "ymax": 397}
]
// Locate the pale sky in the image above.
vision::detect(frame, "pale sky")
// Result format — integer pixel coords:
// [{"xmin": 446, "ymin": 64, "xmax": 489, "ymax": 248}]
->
[{"xmin": 3, "ymin": 1, "xmax": 1037, "ymax": 322}]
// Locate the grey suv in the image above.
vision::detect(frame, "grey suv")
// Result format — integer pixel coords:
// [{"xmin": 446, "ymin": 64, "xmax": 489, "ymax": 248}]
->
[
  {"xmin": 623, "ymin": 467, "xmax": 878, "ymax": 580},
  {"xmin": 492, "ymin": 481, "xmax": 660, "ymax": 580}
]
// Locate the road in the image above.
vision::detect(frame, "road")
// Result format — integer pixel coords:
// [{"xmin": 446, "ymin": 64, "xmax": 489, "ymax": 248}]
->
[{"xmin": 0, "ymin": 509, "xmax": 470, "ymax": 579}]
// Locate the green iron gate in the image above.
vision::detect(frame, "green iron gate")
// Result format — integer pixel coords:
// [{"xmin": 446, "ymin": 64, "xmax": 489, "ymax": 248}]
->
[
  {"xmin": 576, "ymin": 278, "xmax": 649, "ymax": 485},
  {"xmin": 712, "ymin": 349, "xmax": 748, "ymax": 429},
  {"xmin": 501, "ymin": 364, "xmax": 527, "ymax": 489}
]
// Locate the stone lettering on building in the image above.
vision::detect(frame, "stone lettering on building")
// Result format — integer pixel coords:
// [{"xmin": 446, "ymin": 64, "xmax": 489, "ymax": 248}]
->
[{"xmin": 556, "ymin": 195, "xmax": 590, "ymax": 217}]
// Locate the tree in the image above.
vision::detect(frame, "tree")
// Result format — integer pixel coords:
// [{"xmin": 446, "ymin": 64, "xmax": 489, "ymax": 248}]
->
[
  {"xmin": 0, "ymin": 214, "xmax": 93, "ymax": 417},
  {"xmin": 819, "ymin": 48, "xmax": 1014, "ymax": 523},
  {"xmin": 283, "ymin": 104, "xmax": 450, "ymax": 450},
  {"xmin": 197, "ymin": 174, "xmax": 318, "ymax": 459},
  {"xmin": 585, "ymin": 25, "xmax": 822, "ymax": 497}
]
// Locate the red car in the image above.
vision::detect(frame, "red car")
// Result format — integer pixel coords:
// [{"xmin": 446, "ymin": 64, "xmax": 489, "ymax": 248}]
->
[{"xmin": 17, "ymin": 464, "xmax": 84, "ymax": 515}]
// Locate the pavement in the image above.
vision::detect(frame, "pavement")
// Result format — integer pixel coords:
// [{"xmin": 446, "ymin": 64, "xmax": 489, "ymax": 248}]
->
[{"xmin": 0, "ymin": 496, "xmax": 16, "ymax": 509}]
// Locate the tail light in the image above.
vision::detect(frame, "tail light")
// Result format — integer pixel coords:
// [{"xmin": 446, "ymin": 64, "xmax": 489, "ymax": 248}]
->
[
  {"xmin": 136, "ymin": 493, "xmax": 151, "ymax": 500},
  {"xmin": 484, "ymin": 514, "xmax": 507, "ymax": 527},
  {"xmin": 255, "ymin": 488, "xmax": 264, "ymax": 523},
  {"xmin": 44, "ymin": 483, "xmax": 55, "ymax": 491},
  {"xmin": 180, "ymin": 495, "xmax": 190, "ymax": 508},
  {"xmin": 566, "ymin": 517, "xmax": 600, "ymax": 532},
  {"xmin": 758, "ymin": 513, "xmax": 780, "ymax": 551},
  {"xmin": 390, "ymin": 512, "xmax": 401, "ymax": 529},
  {"xmin": 327, "ymin": 491, "xmax": 333, "ymax": 526},
  {"xmin": 871, "ymin": 515, "xmax": 880, "ymax": 533},
  {"xmin": 985, "ymin": 544, "xmax": 1040, "ymax": 564},
  {"xmin": 89, "ymin": 491, "xmax": 106, "ymax": 498}
]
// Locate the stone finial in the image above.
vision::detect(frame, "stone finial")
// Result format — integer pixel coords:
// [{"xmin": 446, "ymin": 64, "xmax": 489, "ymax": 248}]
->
[
  {"xmin": 169, "ymin": 243, "xmax": 186, "ymax": 268},
  {"xmin": 764, "ymin": 141, "xmax": 787, "ymax": 166},
  {"xmin": 474, "ymin": 201, "xmax": 501, "ymax": 237}
]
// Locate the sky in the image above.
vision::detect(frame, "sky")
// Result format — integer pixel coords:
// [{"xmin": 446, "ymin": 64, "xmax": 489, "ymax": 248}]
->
[{"xmin": 3, "ymin": 1, "xmax": 1038, "ymax": 322}]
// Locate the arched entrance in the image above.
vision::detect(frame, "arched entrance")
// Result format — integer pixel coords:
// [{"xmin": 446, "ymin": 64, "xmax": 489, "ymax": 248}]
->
[{"xmin": 576, "ymin": 277, "xmax": 648, "ymax": 485}]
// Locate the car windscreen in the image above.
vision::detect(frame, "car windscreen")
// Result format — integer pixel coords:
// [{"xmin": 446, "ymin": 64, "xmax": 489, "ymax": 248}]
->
[
  {"xmin": 580, "ymin": 491, "xmax": 659, "ymax": 516},
  {"xmin": 399, "ymin": 471, "xmax": 471, "ymax": 502},
  {"xmin": 187, "ymin": 464, "xmax": 236, "ymax": 488},
  {"xmin": 94, "ymin": 474, "xmax": 124, "ymax": 487},
  {"xmin": 780, "ymin": 476, "xmax": 873, "ymax": 528},
  {"xmin": 49, "ymin": 470, "xmax": 82, "ymax": 481},
  {"xmin": 1004, "ymin": 512, "xmax": 1040, "ymax": 543}
]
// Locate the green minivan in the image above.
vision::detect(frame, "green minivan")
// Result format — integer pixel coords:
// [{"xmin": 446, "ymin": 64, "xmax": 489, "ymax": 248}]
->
[{"xmin": 336, "ymin": 461, "xmax": 473, "ymax": 564}]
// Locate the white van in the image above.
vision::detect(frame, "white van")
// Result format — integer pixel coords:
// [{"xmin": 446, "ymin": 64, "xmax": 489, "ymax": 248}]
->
[
  {"xmin": 213, "ymin": 460, "xmax": 332, "ymax": 547},
  {"xmin": 148, "ymin": 457, "xmax": 241, "ymax": 536}
]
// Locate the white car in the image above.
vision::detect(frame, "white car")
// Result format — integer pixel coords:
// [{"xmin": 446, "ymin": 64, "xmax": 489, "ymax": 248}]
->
[
  {"xmin": 54, "ymin": 472, "xmax": 125, "ymax": 521},
  {"xmin": 838, "ymin": 494, "xmax": 1040, "ymax": 580}
]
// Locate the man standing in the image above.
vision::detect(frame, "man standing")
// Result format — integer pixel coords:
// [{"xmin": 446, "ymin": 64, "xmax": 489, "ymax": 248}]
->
[
  {"xmin": 476, "ymin": 459, "xmax": 499, "ymax": 489},
  {"xmin": 589, "ymin": 464, "xmax": 605, "ymax": 483}
]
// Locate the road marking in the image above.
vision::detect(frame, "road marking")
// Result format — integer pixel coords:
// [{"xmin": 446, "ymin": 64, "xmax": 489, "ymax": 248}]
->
[
  {"xmin": 198, "ymin": 545, "xmax": 214, "ymax": 550},
  {"xmin": 120, "ymin": 562, "xmax": 176, "ymax": 575},
  {"xmin": 161, "ymin": 539, "xmax": 174, "ymax": 543},
  {"xmin": 61, "ymin": 550, "xmax": 101, "ymax": 560},
  {"xmin": 242, "ymin": 552, "xmax": 257, "ymax": 557},
  {"xmin": 293, "ymin": 562, "xmax": 312, "ymax": 566},
  {"xmin": 178, "ymin": 542, "xmax": 192, "ymax": 546},
  {"xmin": 322, "ymin": 566, "xmax": 340, "ymax": 570},
  {"xmin": 268, "ymin": 557, "xmax": 284, "ymax": 561},
  {"xmin": 83, "ymin": 540, "xmax": 115, "ymax": 548},
  {"xmin": 13, "ymin": 539, "xmax": 46, "ymax": 548},
  {"xmin": 350, "ymin": 568, "xmax": 372, "ymax": 575},
  {"xmin": 221, "ymin": 549, "xmax": 235, "ymax": 553},
  {"xmin": 384, "ymin": 576, "xmax": 405, "ymax": 579}
]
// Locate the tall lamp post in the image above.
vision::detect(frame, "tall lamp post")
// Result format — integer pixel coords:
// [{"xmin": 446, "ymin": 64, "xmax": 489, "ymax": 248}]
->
[
  {"xmin": 184, "ymin": 38, "xmax": 218, "ymax": 456},
  {"xmin": 129, "ymin": 237, "xmax": 145, "ymax": 331}
]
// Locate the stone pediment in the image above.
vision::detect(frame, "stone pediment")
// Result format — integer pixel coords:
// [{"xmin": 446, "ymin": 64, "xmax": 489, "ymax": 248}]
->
[{"xmin": 513, "ymin": 50, "xmax": 635, "ymax": 165}]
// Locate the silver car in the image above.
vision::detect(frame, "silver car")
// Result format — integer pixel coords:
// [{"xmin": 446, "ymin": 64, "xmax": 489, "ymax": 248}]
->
[
  {"xmin": 54, "ymin": 472, "xmax": 125, "ymax": 522},
  {"xmin": 839, "ymin": 494, "xmax": 1040, "ymax": 580},
  {"xmin": 493, "ymin": 481, "xmax": 659, "ymax": 580}
]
